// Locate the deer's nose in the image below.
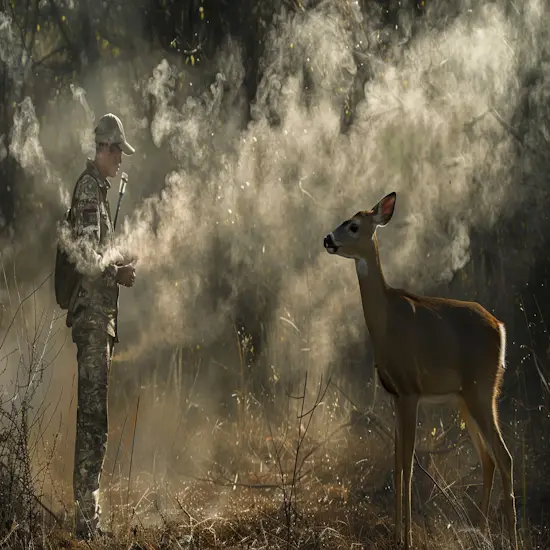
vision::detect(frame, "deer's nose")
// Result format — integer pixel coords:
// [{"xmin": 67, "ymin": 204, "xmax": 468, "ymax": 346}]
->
[{"xmin": 324, "ymin": 234, "xmax": 335, "ymax": 248}]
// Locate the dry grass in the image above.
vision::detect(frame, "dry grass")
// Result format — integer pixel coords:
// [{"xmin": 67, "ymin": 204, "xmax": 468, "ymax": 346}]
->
[
  {"xmin": 3, "ymin": 386, "xmax": 550, "ymax": 550},
  {"xmin": 31, "ymin": 402, "xmax": 549, "ymax": 550},
  {"xmin": 1, "ymin": 281, "xmax": 550, "ymax": 550}
]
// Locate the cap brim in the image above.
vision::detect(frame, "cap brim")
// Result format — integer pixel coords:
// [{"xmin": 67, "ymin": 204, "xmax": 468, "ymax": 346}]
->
[{"xmin": 119, "ymin": 141, "xmax": 135, "ymax": 155}]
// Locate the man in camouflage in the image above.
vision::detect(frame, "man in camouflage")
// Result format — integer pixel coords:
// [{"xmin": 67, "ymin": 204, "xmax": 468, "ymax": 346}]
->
[{"xmin": 68, "ymin": 113, "xmax": 136, "ymax": 539}]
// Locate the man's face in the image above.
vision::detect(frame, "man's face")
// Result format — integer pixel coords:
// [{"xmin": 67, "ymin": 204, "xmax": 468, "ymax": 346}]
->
[{"xmin": 105, "ymin": 144, "xmax": 123, "ymax": 178}]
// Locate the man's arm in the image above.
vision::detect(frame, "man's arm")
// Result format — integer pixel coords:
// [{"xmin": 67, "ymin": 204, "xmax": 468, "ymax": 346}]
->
[{"xmin": 72, "ymin": 175, "xmax": 118, "ymax": 284}]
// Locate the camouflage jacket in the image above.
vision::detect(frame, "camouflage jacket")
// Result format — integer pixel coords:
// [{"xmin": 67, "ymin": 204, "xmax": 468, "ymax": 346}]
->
[{"xmin": 70, "ymin": 159, "xmax": 121, "ymax": 338}]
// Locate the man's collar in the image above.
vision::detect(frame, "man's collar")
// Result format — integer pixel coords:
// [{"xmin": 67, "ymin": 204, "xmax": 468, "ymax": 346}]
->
[{"xmin": 86, "ymin": 158, "xmax": 111, "ymax": 190}]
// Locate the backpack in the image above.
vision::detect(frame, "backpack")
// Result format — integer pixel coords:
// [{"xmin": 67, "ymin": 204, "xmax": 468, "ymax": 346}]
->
[{"xmin": 54, "ymin": 169, "xmax": 97, "ymax": 313}]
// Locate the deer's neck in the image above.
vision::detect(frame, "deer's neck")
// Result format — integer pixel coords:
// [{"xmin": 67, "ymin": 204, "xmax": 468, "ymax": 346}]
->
[{"xmin": 355, "ymin": 235, "xmax": 389, "ymax": 345}]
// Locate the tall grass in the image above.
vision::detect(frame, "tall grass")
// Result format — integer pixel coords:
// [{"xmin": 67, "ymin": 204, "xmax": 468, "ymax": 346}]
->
[
  {"xmin": 0, "ymin": 269, "xmax": 66, "ymax": 548},
  {"xmin": 1, "ymin": 269, "xmax": 549, "ymax": 549}
]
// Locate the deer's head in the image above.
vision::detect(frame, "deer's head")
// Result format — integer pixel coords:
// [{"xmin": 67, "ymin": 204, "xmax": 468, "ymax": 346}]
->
[{"xmin": 323, "ymin": 192, "xmax": 396, "ymax": 260}]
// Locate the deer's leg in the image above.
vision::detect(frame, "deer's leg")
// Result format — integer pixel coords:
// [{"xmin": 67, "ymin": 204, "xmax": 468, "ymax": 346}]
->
[
  {"xmin": 466, "ymin": 396, "xmax": 518, "ymax": 550},
  {"xmin": 459, "ymin": 400, "xmax": 495, "ymax": 530},
  {"xmin": 396, "ymin": 396, "xmax": 419, "ymax": 549},
  {"xmin": 488, "ymin": 408, "xmax": 517, "ymax": 550}
]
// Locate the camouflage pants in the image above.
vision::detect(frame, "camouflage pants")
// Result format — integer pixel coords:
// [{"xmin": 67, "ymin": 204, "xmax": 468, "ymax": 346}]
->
[{"xmin": 72, "ymin": 327, "xmax": 114, "ymax": 534}]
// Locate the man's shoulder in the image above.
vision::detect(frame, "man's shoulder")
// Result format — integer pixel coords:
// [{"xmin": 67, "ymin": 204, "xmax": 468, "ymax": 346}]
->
[{"xmin": 74, "ymin": 173, "xmax": 101, "ymax": 202}]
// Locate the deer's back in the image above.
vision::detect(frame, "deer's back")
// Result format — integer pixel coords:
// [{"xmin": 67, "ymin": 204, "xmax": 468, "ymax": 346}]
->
[{"xmin": 376, "ymin": 289, "xmax": 503, "ymax": 396}]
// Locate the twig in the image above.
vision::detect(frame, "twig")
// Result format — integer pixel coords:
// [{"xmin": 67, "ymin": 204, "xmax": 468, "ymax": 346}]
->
[
  {"xmin": 33, "ymin": 46, "xmax": 69, "ymax": 68},
  {"xmin": 126, "ymin": 394, "xmax": 140, "ymax": 520},
  {"xmin": 0, "ymin": 522, "xmax": 19, "ymax": 547},
  {"xmin": 192, "ymin": 475, "xmax": 281, "ymax": 490},
  {"xmin": 173, "ymin": 493, "xmax": 197, "ymax": 526},
  {"xmin": 109, "ymin": 402, "xmax": 130, "ymax": 528},
  {"xmin": 0, "ymin": 462, "xmax": 62, "ymax": 527},
  {"xmin": 0, "ymin": 267, "xmax": 54, "ymax": 351},
  {"xmin": 32, "ymin": 494, "xmax": 63, "ymax": 528}
]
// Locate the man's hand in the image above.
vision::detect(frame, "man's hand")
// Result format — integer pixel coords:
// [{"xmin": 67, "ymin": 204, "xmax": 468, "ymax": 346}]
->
[{"xmin": 116, "ymin": 264, "xmax": 136, "ymax": 287}]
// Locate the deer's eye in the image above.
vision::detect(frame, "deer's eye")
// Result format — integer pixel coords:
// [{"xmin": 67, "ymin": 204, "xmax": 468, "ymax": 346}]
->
[{"xmin": 349, "ymin": 222, "xmax": 359, "ymax": 234}]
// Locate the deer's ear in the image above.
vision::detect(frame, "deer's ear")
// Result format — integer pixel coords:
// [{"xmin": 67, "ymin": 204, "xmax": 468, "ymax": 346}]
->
[{"xmin": 372, "ymin": 192, "xmax": 396, "ymax": 227}]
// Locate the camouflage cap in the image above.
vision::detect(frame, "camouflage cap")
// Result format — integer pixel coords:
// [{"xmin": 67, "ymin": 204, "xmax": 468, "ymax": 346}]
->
[{"xmin": 94, "ymin": 113, "xmax": 135, "ymax": 155}]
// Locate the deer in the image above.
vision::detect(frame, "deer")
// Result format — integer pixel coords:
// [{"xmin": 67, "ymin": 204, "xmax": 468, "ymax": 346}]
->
[{"xmin": 323, "ymin": 192, "xmax": 517, "ymax": 550}]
